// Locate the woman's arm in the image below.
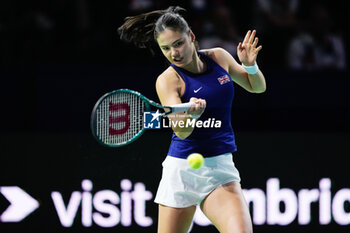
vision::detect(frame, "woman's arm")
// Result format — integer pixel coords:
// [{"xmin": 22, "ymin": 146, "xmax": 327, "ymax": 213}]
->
[
  {"xmin": 155, "ymin": 68, "xmax": 206, "ymax": 139},
  {"xmin": 205, "ymin": 30, "xmax": 266, "ymax": 93},
  {"xmin": 235, "ymin": 30, "xmax": 266, "ymax": 93}
]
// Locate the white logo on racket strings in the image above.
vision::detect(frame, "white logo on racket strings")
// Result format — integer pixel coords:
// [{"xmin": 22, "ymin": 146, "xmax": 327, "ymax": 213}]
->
[{"xmin": 194, "ymin": 87, "xmax": 202, "ymax": 93}]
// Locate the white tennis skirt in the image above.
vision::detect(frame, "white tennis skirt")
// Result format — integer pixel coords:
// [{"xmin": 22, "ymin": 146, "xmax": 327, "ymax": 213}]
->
[{"xmin": 154, "ymin": 153, "xmax": 241, "ymax": 208}]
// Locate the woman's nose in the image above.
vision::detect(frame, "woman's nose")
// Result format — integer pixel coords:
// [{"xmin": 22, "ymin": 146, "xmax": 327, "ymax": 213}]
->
[{"xmin": 171, "ymin": 47, "xmax": 179, "ymax": 57}]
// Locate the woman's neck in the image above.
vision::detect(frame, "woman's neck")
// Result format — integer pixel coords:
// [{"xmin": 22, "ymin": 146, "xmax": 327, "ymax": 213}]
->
[{"xmin": 183, "ymin": 51, "xmax": 206, "ymax": 74}]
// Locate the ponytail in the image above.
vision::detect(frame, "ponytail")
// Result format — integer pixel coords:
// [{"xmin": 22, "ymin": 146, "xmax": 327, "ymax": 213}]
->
[{"xmin": 118, "ymin": 6, "xmax": 188, "ymax": 51}]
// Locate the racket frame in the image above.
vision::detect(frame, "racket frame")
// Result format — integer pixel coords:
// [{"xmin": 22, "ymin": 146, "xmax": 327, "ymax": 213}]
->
[{"xmin": 91, "ymin": 89, "xmax": 178, "ymax": 147}]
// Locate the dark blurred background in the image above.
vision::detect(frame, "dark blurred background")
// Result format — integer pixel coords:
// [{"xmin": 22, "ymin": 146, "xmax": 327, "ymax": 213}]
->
[
  {"xmin": 0, "ymin": 0, "xmax": 348, "ymax": 68},
  {"xmin": 0, "ymin": 0, "xmax": 349, "ymax": 132},
  {"xmin": 0, "ymin": 0, "xmax": 349, "ymax": 233}
]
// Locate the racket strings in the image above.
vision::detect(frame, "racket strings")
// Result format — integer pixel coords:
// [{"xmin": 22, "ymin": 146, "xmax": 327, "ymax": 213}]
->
[{"xmin": 96, "ymin": 92, "xmax": 144, "ymax": 145}]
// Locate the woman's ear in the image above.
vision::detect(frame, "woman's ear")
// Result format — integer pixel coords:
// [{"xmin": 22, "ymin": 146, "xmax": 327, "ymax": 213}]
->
[{"xmin": 189, "ymin": 30, "xmax": 196, "ymax": 42}]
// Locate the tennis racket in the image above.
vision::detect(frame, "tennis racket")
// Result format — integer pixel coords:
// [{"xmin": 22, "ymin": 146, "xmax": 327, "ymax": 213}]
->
[{"xmin": 91, "ymin": 89, "xmax": 194, "ymax": 147}]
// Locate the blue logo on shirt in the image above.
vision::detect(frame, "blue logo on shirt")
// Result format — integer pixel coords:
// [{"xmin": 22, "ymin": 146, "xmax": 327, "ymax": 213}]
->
[{"xmin": 143, "ymin": 110, "xmax": 162, "ymax": 129}]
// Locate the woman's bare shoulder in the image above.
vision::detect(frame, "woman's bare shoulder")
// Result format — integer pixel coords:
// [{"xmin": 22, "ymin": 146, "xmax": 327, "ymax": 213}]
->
[
  {"xmin": 157, "ymin": 66, "xmax": 180, "ymax": 83},
  {"xmin": 200, "ymin": 47, "xmax": 227, "ymax": 58},
  {"xmin": 200, "ymin": 47, "xmax": 231, "ymax": 70}
]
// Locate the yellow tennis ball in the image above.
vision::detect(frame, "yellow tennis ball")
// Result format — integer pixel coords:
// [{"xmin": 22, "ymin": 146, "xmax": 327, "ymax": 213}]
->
[{"xmin": 187, "ymin": 153, "xmax": 204, "ymax": 169}]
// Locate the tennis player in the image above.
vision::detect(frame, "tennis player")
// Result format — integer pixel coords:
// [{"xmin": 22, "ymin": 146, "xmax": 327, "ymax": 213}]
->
[{"xmin": 118, "ymin": 6, "xmax": 266, "ymax": 233}]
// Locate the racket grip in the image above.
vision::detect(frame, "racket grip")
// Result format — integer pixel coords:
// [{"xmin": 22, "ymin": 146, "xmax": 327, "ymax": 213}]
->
[{"xmin": 170, "ymin": 102, "xmax": 195, "ymax": 113}]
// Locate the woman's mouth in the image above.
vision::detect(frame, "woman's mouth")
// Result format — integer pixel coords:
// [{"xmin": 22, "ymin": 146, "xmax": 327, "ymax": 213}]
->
[{"xmin": 173, "ymin": 57, "xmax": 183, "ymax": 63}]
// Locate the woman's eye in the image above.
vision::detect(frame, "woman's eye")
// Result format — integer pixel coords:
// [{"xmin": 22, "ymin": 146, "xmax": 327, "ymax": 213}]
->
[{"xmin": 174, "ymin": 41, "xmax": 183, "ymax": 47}]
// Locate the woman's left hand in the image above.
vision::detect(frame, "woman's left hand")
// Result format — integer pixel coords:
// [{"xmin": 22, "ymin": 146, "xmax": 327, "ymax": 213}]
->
[{"xmin": 237, "ymin": 30, "xmax": 262, "ymax": 66}]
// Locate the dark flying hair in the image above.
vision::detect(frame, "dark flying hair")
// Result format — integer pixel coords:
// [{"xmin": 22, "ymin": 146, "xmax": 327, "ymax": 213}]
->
[{"xmin": 118, "ymin": 6, "xmax": 192, "ymax": 52}]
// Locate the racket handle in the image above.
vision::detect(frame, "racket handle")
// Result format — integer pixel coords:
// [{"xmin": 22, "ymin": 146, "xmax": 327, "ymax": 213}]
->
[{"xmin": 170, "ymin": 102, "xmax": 195, "ymax": 113}]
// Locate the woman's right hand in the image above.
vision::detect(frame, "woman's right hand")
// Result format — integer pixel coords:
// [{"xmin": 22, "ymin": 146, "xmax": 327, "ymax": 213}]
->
[{"xmin": 188, "ymin": 97, "xmax": 206, "ymax": 118}]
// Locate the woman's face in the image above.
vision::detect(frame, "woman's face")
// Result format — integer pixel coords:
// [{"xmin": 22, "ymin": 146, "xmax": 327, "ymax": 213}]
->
[{"xmin": 157, "ymin": 28, "xmax": 195, "ymax": 67}]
